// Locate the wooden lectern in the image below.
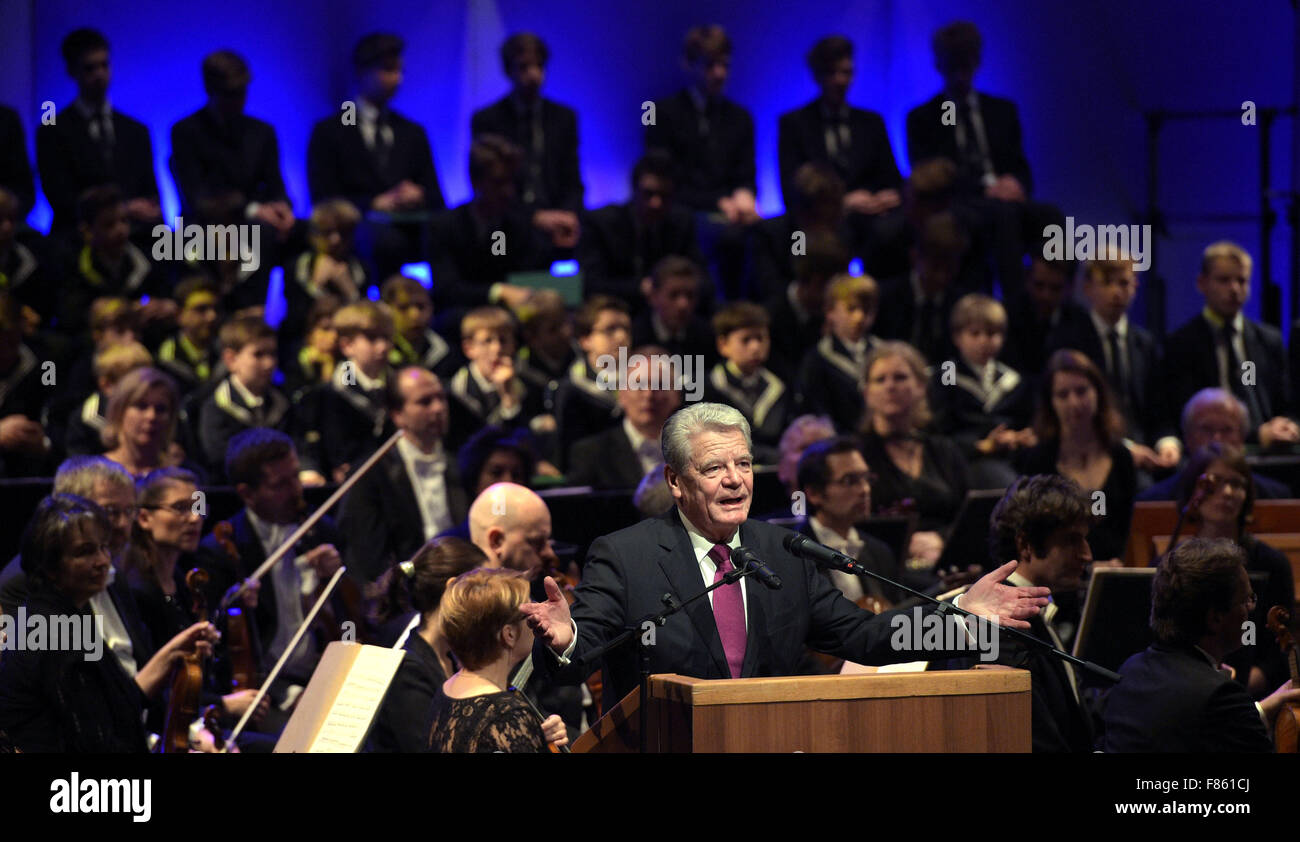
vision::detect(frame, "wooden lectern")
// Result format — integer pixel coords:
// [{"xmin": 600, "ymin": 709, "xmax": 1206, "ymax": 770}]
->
[{"xmin": 572, "ymin": 669, "xmax": 1031, "ymax": 753}]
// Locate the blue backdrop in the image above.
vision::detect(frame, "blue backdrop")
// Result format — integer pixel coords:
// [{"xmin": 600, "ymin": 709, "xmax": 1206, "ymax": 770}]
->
[{"xmin": 1, "ymin": 0, "xmax": 1295, "ymax": 334}]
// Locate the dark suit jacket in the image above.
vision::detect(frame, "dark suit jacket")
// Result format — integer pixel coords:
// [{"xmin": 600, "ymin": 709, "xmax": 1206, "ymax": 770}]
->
[
  {"xmin": 1137, "ymin": 469, "xmax": 1290, "ymax": 501},
  {"xmin": 794, "ymin": 334, "xmax": 872, "ymax": 435},
  {"xmin": 336, "ymin": 446, "xmax": 468, "ymax": 583},
  {"xmin": 578, "ymin": 202, "xmax": 706, "ymax": 304},
  {"xmin": 644, "ymin": 89, "xmax": 755, "ymax": 212},
  {"xmin": 36, "ymin": 104, "xmax": 160, "ymax": 233},
  {"xmin": 169, "ymin": 107, "xmax": 289, "ymax": 215},
  {"xmin": 1045, "ymin": 315, "xmax": 1164, "ymax": 443},
  {"xmin": 306, "ymin": 108, "xmax": 445, "ymax": 212},
  {"xmin": 430, "ymin": 202, "xmax": 551, "ymax": 311},
  {"xmin": 553, "ymin": 358, "xmax": 621, "ymax": 469},
  {"xmin": 1103, "ymin": 642, "xmax": 1272, "ymax": 752},
  {"xmin": 777, "ymin": 99, "xmax": 902, "ymax": 205},
  {"xmin": 1000, "ymin": 295, "xmax": 1090, "ymax": 378},
  {"xmin": 1162, "ymin": 313, "xmax": 1290, "ymax": 435},
  {"xmin": 196, "ymin": 377, "xmax": 293, "ymax": 479},
  {"xmin": 928, "ymin": 357, "xmax": 1035, "ymax": 461},
  {"xmin": 999, "ymin": 615, "xmax": 1095, "ymax": 752},
  {"xmin": 565, "ymin": 424, "xmax": 645, "ymax": 490},
  {"xmin": 906, "ymin": 91, "xmax": 1033, "ymax": 195},
  {"xmin": 0, "ymin": 105, "xmax": 35, "ymax": 215},
  {"xmin": 295, "ymin": 371, "xmax": 394, "ymax": 477},
  {"xmin": 702, "ymin": 363, "xmax": 792, "ymax": 463},
  {"xmin": 471, "ymin": 95, "xmax": 583, "ymax": 212},
  {"xmin": 539, "ymin": 509, "xmax": 969, "ymax": 712},
  {"xmin": 875, "ymin": 275, "xmax": 959, "ymax": 365}
]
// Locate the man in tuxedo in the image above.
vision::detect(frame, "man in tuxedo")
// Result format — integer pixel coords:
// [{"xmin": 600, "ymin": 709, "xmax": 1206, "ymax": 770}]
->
[
  {"xmin": 1137, "ymin": 388, "xmax": 1292, "ymax": 500},
  {"xmin": 985, "ymin": 475, "xmax": 1097, "ymax": 752},
  {"xmin": 522, "ymin": 401, "xmax": 1051, "ymax": 711},
  {"xmin": 337, "ymin": 366, "xmax": 467, "ymax": 583},
  {"xmin": 1103, "ymin": 538, "xmax": 1300, "ymax": 752},
  {"xmin": 905, "ymin": 21, "xmax": 1056, "ymax": 297},
  {"xmin": 471, "ymin": 33, "xmax": 583, "ymax": 249},
  {"xmin": 306, "ymin": 33, "xmax": 445, "ymax": 276},
  {"xmin": 169, "ymin": 50, "xmax": 295, "ymax": 244},
  {"xmin": 579, "ymin": 151, "xmax": 710, "ymax": 312},
  {"xmin": 1162, "ymin": 241, "xmax": 1297, "ymax": 448},
  {"xmin": 567, "ymin": 349, "xmax": 682, "ymax": 489},
  {"xmin": 36, "ymin": 29, "xmax": 161, "ymax": 238}
]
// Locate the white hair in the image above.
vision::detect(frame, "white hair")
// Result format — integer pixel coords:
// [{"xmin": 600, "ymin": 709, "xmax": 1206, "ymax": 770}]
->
[{"xmin": 662, "ymin": 403, "xmax": 752, "ymax": 473}]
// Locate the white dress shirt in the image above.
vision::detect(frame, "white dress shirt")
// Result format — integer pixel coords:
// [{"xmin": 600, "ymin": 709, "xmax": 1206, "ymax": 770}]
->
[
  {"xmin": 396, "ymin": 435, "xmax": 453, "ymax": 540},
  {"xmin": 246, "ymin": 508, "xmax": 318, "ymax": 677},
  {"xmin": 623, "ymin": 418, "xmax": 663, "ymax": 477},
  {"xmin": 677, "ymin": 509, "xmax": 748, "ymax": 627},
  {"xmin": 89, "ymin": 565, "xmax": 136, "ymax": 677},
  {"xmin": 808, "ymin": 516, "xmax": 865, "ymax": 602}
]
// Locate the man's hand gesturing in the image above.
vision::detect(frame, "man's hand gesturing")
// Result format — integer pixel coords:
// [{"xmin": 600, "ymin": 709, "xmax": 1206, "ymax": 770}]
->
[{"xmin": 520, "ymin": 576, "xmax": 574, "ymax": 652}]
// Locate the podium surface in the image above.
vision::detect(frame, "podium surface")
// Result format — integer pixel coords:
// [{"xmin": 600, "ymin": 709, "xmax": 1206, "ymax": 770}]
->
[{"xmin": 576, "ymin": 669, "xmax": 1031, "ymax": 753}]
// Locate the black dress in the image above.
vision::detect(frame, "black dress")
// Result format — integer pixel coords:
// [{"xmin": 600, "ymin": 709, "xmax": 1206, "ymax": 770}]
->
[
  {"xmin": 858, "ymin": 429, "xmax": 971, "ymax": 535},
  {"xmin": 368, "ymin": 633, "xmax": 449, "ymax": 753},
  {"xmin": 1014, "ymin": 440, "xmax": 1137, "ymax": 562},
  {"xmin": 0, "ymin": 587, "xmax": 149, "ymax": 752},
  {"xmin": 426, "ymin": 688, "xmax": 547, "ymax": 753}
]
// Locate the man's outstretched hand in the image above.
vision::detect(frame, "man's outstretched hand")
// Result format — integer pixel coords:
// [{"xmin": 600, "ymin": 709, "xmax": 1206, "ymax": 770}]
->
[
  {"xmin": 520, "ymin": 576, "xmax": 574, "ymax": 652},
  {"xmin": 960, "ymin": 560, "xmax": 1050, "ymax": 629}
]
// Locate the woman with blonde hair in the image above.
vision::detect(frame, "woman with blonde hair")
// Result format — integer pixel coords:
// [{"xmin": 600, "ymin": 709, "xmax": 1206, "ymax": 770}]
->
[
  {"xmin": 428, "ymin": 567, "xmax": 567, "ymax": 753},
  {"xmin": 102, "ymin": 367, "xmax": 187, "ymax": 478}
]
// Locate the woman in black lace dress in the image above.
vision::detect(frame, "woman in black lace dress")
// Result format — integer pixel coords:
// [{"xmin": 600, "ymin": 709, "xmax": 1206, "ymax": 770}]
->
[{"xmin": 427, "ymin": 568, "xmax": 567, "ymax": 753}]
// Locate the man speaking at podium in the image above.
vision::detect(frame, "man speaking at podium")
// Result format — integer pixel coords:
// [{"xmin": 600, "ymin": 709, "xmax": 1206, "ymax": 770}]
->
[{"xmin": 522, "ymin": 402, "xmax": 1049, "ymax": 711}]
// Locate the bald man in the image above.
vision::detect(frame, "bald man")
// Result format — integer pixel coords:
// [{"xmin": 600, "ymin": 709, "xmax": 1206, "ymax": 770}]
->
[
  {"xmin": 337, "ymin": 366, "xmax": 468, "ymax": 581},
  {"xmin": 468, "ymin": 481, "xmax": 559, "ymax": 580}
]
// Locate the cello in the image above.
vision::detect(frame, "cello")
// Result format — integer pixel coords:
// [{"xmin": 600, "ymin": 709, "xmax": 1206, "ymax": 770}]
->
[{"xmin": 1266, "ymin": 605, "xmax": 1299, "ymax": 753}]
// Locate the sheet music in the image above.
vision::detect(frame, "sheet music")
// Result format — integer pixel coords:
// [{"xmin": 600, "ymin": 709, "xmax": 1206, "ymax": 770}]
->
[{"xmin": 306, "ymin": 645, "xmax": 405, "ymax": 753}]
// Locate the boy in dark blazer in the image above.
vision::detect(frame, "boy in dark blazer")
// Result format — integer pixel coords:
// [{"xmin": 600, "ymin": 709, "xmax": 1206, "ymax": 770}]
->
[
  {"xmin": 553, "ymin": 295, "xmax": 629, "ymax": 468},
  {"xmin": 703, "ymin": 302, "xmax": 790, "ymax": 465},
  {"xmin": 796, "ymin": 273, "xmax": 880, "ymax": 434}
]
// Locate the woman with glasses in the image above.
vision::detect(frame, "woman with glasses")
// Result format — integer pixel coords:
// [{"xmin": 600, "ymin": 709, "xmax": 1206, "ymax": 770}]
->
[{"xmin": 1172, "ymin": 443, "xmax": 1296, "ymax": 698}]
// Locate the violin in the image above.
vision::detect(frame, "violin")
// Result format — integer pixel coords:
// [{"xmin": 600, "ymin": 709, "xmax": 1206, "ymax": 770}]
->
[
  {"xmin": 1266, "ymin": 605, "xmax": 1299, "ymax": 753},
  {"xmin": 212, "ymin": 521, "xmax": 261, "ymax": 692},
  {"xmin": 161, "ymin": 568, "xmax": 212, "ymax": 753}
]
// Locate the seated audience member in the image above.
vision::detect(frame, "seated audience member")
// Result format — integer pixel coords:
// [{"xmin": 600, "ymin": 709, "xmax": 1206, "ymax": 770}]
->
[
  {"xmin": 197, "ymin": 315, "xmax": 290, "ymax": 478},
  {"xmin": 929, "ymin": 293, "xmax": 1034, "ymax": 487},
  {"xmin": 858, "ymin": 342, "xmax": 971, "ymax": 564},
  {"xmin": 796, "ymin": 273, "xmax": 879, "ymax": 434},
  {"xmin": 0, "ymin": 458, "xmax": 149, "ymax": 679},
  {"xmin": 446, "ymin": 306, "xmax": 544, "ymax": 452},
  {"xmin": 0, "ymin": 495, "xmax": 216, "ymax": 752},
  {"xmin": 428, "ymin": 568, "xmax": 566, "ymax": 753},
  {"xmin": 169, "ymin": 50, "xmax": 295, "ymax": 245},
  {"xmin": 431, "ymin": 135, "xmax": 550, "ymax": 314},
  {"xmin": 1170, "ymin": 443, "xmax": 1295, "ymax": 696},
  {"xmin": 0, "ymin": 107, "xmax": 35, "ymax": 216},
  {"xmin": 53, "ymin": 295, "xmax": 139, "ymax": 424},
  {"xmin": 1001, "ymin": 254, "xmax": 1086, "ymax": 378},
  {"xmin": 1102, "ymin": 537, "xmax": 1300, "ymax": 752},
  {"xmin": 283, "ymin": 296, "xmax": 342, "ymax": 397},
  {"xmin": 777, "ymin": 415, "xmax": 837, "ymax": 498},
  {"xmin": 1047, "ymin": 254, "xmax": 1172, "ymax": 471},
  {"xmin": 905, "ymin": 21, "xmax": 1052, "ymax": 296},
  {"xmin": 307, "ymin": 33, "xmax": 445, "ymax": 277},
  {"xmin": 0, "ymin": 188, "xmax": 51, "ymax": 325},
  {"xmin": 368, "ymin": 537, "xmax": 487, "ymax": 751},
  {"xmin": 1162, "ymin": 241, "xmax": 1296, "ymax": 447},
  {"xmin": 65, "ymin": 341, "xmax": 152, "ymax": 456},
  {"xmin": 876, "ymin": 211, "xmax": 968, "ymax": 364},
  {"xmin": 703, "ymin": 301, "xmax": 790, "ymax": 464},
  {"xmin": 102, "ymin": 367, "xmax": 193, "ymax": 480},
  {"xmin": 383, "ymin": 274, "xmax": 457, "ymax": 378},
  {"xmin": 553, "ymin": 295, "xmax": 630, "ymax": 464},
  {"xmin": 0, "ymin": 293, "xmax": 50, "ymax": 477},
  {"xmin": 794, "ymin": 436, "xmax": 903, "ymax": 606},
  {"xmin": 633, "ymin": 462, "xmax": 673, "ymax": 519},
  {"xmin": 61, "ymin": 185, "xmax": 170, "ymax": 338},
  {"xmin": 338, "ymin": 367, "xmax": 467, "ymax": 582},
  {"xmin": 631, "ymin": 255, "xmax": 715, "ymax": 370},
  {"xmin": 1014, "ymin": 350, "xmax": 1135, "ymax": 563},
  {"xmin": 471, "ymin": 33, "xmax": 583, "ymax": 248},
  {"xmin": 458, "ymin": 424, "xmax": 538, "ymax": 501},
  {"xmin": 646, "ymin": 25, "xmax": 757, "ymax": 224},
  {"xmin": 196, "ymin": 429, "xmax": 349, "ymax": 710},
  {"xmin": 155, "ymin": 276, "xmax": 222, "ymax": 395},
  {"xmin": 753, "ymin": 161, "xmax": 851, "ymax": 305},
  {"xmin": 777, "ymin": 35, "xmax": 904, "ymax": 274},
  {"xmin": 1139, "ymin": 389, "xmax": 1291, "ymax": 501},
  {"xmin": 283, "ymin": 199, "xmax": 367, "ymax": 346},
  {"xmin": 515, "ymin": 288, "xmax": 575, "ymax": 402},
  {"xmin": 298, "ymin": 301, "xmax": 395, "ymax": 482},
  {"xmin": 567, "ymin": 350, "xmax": 683, "ymax": 489},
  {"xmin": 765, "ymin": 229, "xmax": 848, "ymax": 381},
  {"xmin": 36, "ymin": 29, "xmax": 161, "ymax": 238},
  {"xmin": 177, "ymin": 192, "xmax": 269, "ymax": 312},
  {"xmin": 983, "ymin": 475, "xmax": 1098, "ymax": 752},
  {"xmin": 579, "ymin": 150, "xmax": 710, "ymax": 311}
]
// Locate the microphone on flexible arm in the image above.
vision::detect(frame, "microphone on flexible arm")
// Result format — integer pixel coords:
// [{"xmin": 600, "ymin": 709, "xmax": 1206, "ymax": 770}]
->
[
  {"xmin": 782, "ymin": 532, "xmax": 868, "ymax": 575},
  {"xmin": 732, "ymin": 546, "xmax": 782, "ymax": 590}
]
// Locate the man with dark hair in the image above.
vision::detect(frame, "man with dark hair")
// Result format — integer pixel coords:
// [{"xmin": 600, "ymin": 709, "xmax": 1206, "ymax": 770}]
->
[
  {"xmin": 336, "ymin": 366, "xmax": 467, "ymax": 582},
  {"xmin": 471, "ymin": 33, "xmax": 583, "ymax": 250},
  {"xmin": 579, "ymin": 151, "xmax": 710, "ymax": 311},
  {"xmin": 777, "ymin": 35, "xmax": 903, "ymax": 276},
  {"xmin": 169, "ymin": 50, "xmax": 295, "ymax": 244},
  {"xmin": 982, "ymin": 474, "xmax": 1096, "ymax": 752},
  {"xmin": 1001, "ymin": 254, "xmax": 1087, "ymax": 378},
  {"xmin": 430, "ymin": 135, "xmax": 550, "ymax": 314},
  {"xmin": 307, "ymin": 32, "xmax": 445, "ymax": 276},
  {"xmin": 630, "ymin": 255, "xmax": 715, "ymax": 367},
  {"xmin": 37, "ymin": 29, "xmax": 161, "ymax": 237},
  {"xmin": 1103, "ymin": 537, "xmax": 1300, "ymax": 752}
]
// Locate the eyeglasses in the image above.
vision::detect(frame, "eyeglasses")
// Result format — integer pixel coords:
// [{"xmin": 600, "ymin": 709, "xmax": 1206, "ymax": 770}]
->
[
  {"xmin": 100, "ymin": 505, "xmax": 138, "ymax": 520},
  {"xmin": 143, "ymin": 501, "xmax": 202, "ymax": 517}
]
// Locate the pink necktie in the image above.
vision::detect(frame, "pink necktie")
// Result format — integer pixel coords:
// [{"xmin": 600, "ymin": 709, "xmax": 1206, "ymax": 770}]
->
[{"xmin": 710, "ymin": 544, "xmax": 746, "ymax": 678}]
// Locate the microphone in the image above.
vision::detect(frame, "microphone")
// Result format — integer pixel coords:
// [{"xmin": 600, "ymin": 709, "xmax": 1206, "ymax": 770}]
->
[
  {"xmin": 733, "ymin": 546, "xmax": 782, "ymax": 590},
  {"xmin": 782, "ymin": 532, "xmax": 863, "ymax": 574}
]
